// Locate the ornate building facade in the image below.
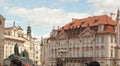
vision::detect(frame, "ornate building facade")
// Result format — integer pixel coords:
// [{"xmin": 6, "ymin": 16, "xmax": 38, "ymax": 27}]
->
[
  {"xmin": 0, "ymin": 15, "xmax": 41, "ymax": 66},
  {"xmin": 32, "ymin": 37, "xmax": 41, "ymax": 66},
  {"xmin": 45, "ymin": 14, "xmax": 120, "ymax": 66},
  {"xmin": 4, "ymin": 23, "xmax": 26, "ymax": 59},
  {"xmin": 40, "ymin": 37, "xmax": 49, "ymax": 66}
]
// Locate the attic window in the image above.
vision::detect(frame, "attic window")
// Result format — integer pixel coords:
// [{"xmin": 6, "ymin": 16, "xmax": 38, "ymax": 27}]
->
[
  {"xmin": 94, "ymin": 19, "xmax": 99, "ymax": 23},
  {"xmin": 72, "ymin": 26, "xmax": 74, "ymax": 29},
  {"xmin": 81, "ymin": 21, "xmax": 85, "ymax": 25},
  {"xmin": 70, "ymin": 22, "xmax": 74, "ymax": 26}
]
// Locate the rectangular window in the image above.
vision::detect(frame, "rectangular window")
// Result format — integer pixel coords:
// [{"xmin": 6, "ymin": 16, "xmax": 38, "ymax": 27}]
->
[{"xmin": 111, "ymin": 50, "xmax": 113, "ymax": 57}]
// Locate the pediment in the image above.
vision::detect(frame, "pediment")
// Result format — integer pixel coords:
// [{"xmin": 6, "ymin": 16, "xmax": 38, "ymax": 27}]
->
[
  {"xmin": 57, "ymin": 30, "xmax": 68, "ymax": 39},
  {"xmin": 50, "ymin": 29, "xmax": 58, "ymax": 37},
  {"xmin": 79, "ymin": 27, "xmax": 95, "ymax": 37}
]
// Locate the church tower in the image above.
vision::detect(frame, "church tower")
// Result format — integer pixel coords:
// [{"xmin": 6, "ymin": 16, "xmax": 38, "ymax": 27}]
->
[{"xmin": 0, "ymin": 15, "xmax": 5, "ymax": 66}]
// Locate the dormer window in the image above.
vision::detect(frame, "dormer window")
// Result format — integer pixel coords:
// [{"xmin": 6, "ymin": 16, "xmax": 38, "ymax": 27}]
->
[
  {"xmin": 94, "ymin": 19, "xmax": 99, "ymax": 23},
  {"xmin": 98, "ymin": 24, "xmax": 104, "ymax": 32},
  {"xmin": 81, "ymin": 21, "xmax": 85, "ymax": 25}
]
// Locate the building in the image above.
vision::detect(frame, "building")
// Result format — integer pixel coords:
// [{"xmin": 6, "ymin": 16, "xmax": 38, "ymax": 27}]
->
[
  {"xmin": 0, "ymin": 15, "xmax": 6, "ymax": 66},
  {"xmin": 45, "ymin": 13, "xmax": 120, "ymax": 66},
  {"xmin": 4, "ymin": 22, "xmax": 26, "ymax": 58},
  {"xmin": 0, "ymin": 15, "xmax": 41, "ymax": 66},
  {"xmin": 32, "ymin": 37, "xmax": 41, "ymax": 66},
  {"xmin": 40, "ymin": 37, "xmax": 49, "ymax": 66}
]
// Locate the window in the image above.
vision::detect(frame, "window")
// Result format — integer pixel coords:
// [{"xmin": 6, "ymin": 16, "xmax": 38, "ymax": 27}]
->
[
  {"xmin": 111, "ymin": 50, "xmax": 113, "ymax": 57},
  {"xmin": 81, "ymin": 21, "xmax": 85, "ymax": 25},
  {"xmin": 101, "ymin": 36, "xmax": 104, "ymax": 43},
  {"xmin": 114, "ymin": 25, "xmax": 117, "ymax": 33},
  {"xmin": 111, "ymin": 36, "xmax": 114, "ymax": 43},
  {"xmin": 8, "ymin": 31, "xmax": 11, "ymax": 35},
  {"xmin": 36, "ymin": 51, "xmax": 38, "ymax": 54},
  {"xmin": 98, "ymin": 25, "xmax": 104, "ymax": 32},
  {"xmin": 36, "ymin": 56, "xmax": 38, "ymax": 59},
  {"xmin": 94, "ymin": 19, "xmax": 99, "ymax": 23}
]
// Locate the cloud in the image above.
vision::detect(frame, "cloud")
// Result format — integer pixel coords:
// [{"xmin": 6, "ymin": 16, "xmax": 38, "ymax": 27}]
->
[
  {"xmin": 57, "ymin": 0, "xmax": 80, "ymax": 2},
  {"xmin": 87, "ymin": 0, "xmax": 120, "ymax": 15},
  {"xmin": 7, "ymin": 7, "xmax": 90, "ymax": 27},
  {"xmin": 0, "ymin": 0, "xmax": 5, "ymax": 3}
]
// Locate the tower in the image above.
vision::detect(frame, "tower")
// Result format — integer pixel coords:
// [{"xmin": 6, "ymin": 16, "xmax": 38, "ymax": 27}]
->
[
  {"xmin": 27, "ymin": 25, "xmax": 31, "ymax": 36},
  {"xmin": 0, "ymin": 15, "xmax": 5, "ymax": 66},
  {"xmin": 27, "ymin": 25, "xmax": 33, "ymax": 60},
  {"xmin": 115, "ymin": 9, "xmax": 120, "ymax": 66}
]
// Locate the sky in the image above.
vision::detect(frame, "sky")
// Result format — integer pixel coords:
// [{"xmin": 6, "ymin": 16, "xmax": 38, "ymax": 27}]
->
[{"xmin": 0, "ymin": 0, "xmax": 120, "ymax": 39}]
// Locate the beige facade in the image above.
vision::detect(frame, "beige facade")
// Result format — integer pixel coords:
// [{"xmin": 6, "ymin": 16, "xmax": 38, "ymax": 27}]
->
[
  {"xmin": 43, "ymin": 15, "xmax": 120, "ymax": 66},
  {"xmin": 32, "ymin": 38, "xmax": 41, "ymax": 66},
  {"xmin": 0, "ymin": 15, "xmax": 41, "ymax": 66},
  {"xmin": 40, "ymin": 38, "xmax": 49, "ymax": 66},
  {"xmin": 0, "ymin": 15, "xmax": 5, "ymax": 66},
  {"xmin": 4, "ymin": 24, "xmax": 26, "ymax": 59}
]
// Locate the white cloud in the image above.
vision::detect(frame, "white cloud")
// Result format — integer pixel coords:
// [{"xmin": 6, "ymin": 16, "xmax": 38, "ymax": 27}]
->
[
  {"xmin": 87, "ymin": 0, "xmax": 120, "ymax": 15},
  {"xmin": 57, "ymin": 0, "xmax": 80, "ymax": 2},
  {"xmin": 0, "ymin": 0, "xmax": 5, "ymax": 3},
  {"xmin": 7, "ymin": 7, "xmax": 90, "ymax": 27}
]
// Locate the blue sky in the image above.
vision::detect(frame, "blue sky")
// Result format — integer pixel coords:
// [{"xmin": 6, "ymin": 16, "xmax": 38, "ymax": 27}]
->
[{"xmin": 0, "ymin": 0, "xmax": 120, "ymax": 39}]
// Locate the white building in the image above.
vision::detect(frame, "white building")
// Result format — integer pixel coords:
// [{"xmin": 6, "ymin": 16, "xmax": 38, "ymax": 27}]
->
[
  {"xmin": 40, "ymin": 37, "xmax": 49, "ymax": 66},
  {"xmin": 44, "ymin": 14, "xmax": 120, "ymax": 66},
  {"xmin": 32, "ymin": 37, "xmax": 41, "ymax": 66},
  {"xmin": 0, "ymin": 14, "xmax": 42, "ymax": 66}
]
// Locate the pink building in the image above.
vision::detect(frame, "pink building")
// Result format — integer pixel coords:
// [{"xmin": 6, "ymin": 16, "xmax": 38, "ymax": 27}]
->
[{"xmin": 43, "ymin": 14, "xmax": 120, "ymax": 66}]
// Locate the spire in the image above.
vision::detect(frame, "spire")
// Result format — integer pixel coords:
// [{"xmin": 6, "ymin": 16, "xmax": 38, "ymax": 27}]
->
[
  {"xmin": 13, "ymin": 21, "xmax": 15, "ymax": 27},
  {"xmin": 40, "ymin": 36, "xmax": 43, "ymax": 46},
  {"xmin": 116, "ymin": 9, "xmax": 120, "ymax": 22}
]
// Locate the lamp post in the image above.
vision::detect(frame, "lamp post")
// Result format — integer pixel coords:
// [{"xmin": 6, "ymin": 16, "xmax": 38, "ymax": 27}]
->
[{"xmin": 57, "ymin": 49, "xmax": 67, "ymax": 66}]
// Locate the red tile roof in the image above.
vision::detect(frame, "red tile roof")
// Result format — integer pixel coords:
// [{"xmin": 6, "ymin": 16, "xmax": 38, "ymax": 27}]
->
[
  {"xmin": 60, "ymin": 15, "xmax": 117, "ymax": 30},
  {"xmin": 48, "ymin": 15, "xmax": 117, "ymax": 40}
]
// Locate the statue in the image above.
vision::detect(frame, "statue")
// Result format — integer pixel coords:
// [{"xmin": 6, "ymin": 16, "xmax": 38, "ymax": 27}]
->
[
  {"xmin": 89, "ymin": 61, "xmax": 100, "ymax": 66},
  {"xmin": 14, "ymin": 43, "xmax": 20, "ymax": 56},
  {"xmin": 22, "ymin": 49, "xmax": 29, "ymax": 59},
  {"xmin": 3, "ymin": 43, "xmax": 36, "ymax": 66}
]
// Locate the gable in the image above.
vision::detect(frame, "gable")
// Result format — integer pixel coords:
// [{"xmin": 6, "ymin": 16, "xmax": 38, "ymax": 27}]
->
[
  {"xmin": 82, "ymin": 31, "xmax": 92, "ymax": 37},
  {"xmin": 79, "ymin": 27, "xmax": 95, "ymax": 37},
  {"xmin": 50, "ymin": 29, "xmax": 58, "ymax": 37},
  {"xmin": 57, "ymin": 30, "xmax": 68, "ymax": 39}
]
